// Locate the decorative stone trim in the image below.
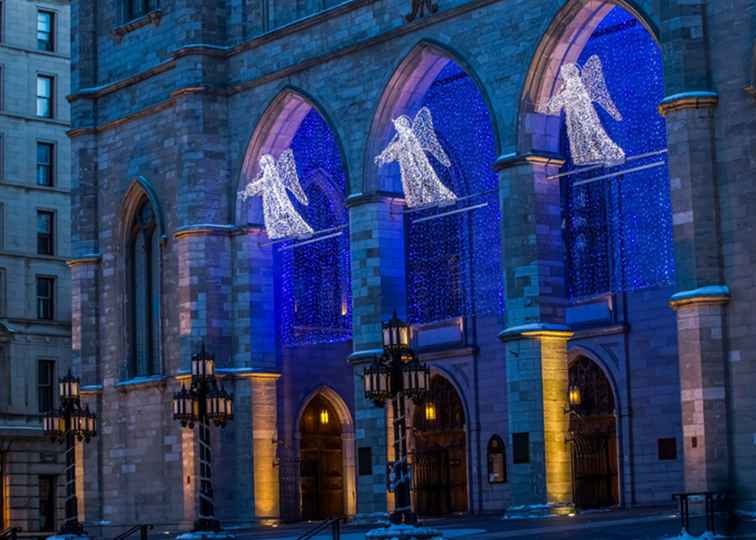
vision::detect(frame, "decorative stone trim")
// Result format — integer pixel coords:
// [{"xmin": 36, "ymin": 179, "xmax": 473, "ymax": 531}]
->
[
  {"xmin": 232, "ymin": 224, "xmax": 266, "ymax": 236},
  {"xmin": 113, "ymin": 10, "xmax": 163, "ymax": 41},
  {"xmin": 114, "ymin": 374, "xmax": 168, "ymax": 392},
  {"xmin": 66, "ymin": 254, "xmax": 101, "ymax": 267},
  {"xmin": 658, "ymin": 91, "xmax": 719, "ymax": 116},
  {"xmin": 174, "ymin": 368, "xmax": 281, "ymax": 382},
  {"xmin": 68, "ymin": 58, "xmax": 176, "ymax": 103},
  {"xmin": 347, "ymin": 348, "xmax": 384, "ymax": 365},
  {"xmin": 173, "ymin": 224, "xmax": 238, "ymax": 240},
  {"xmin": 498, "ymin": 323, "xmax": 574, "ymax": 341},
  {"xmin": 80, "ymin": 384, "xmax": 103, "ymax": 396},
  {"xmin": 571, "ymin": 324, "xmax": 627, "ymax": 340},
  {"xmin": 669, "ymin": 285, "xmax": 731, "ymax": 310},
  {"xmin": 494, "ymin": 152, "xmax": 565, "ymax": 172}
]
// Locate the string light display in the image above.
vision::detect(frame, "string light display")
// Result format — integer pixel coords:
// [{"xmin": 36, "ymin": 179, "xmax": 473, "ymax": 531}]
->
[
  {"xmin": 375, "ymin": 107, "xmax": 458, "ymax": 207},
  {"xmin": 540, "ymin": 55, "xmax": 625, "ymax": 167},
  {"xmin": 560, "ymin": 6, "xmax": 675, "ymax": 300},
  {"xmin": 238, "ymin": 150, "xmax": 314, "ymax": 240},
  {"xmin": 398, "ymin": 61, "xmax": 504, "ymax": 324},
  {"xmin": 274, "ymin": 109, "xmax": 351, "ymax": 346}
]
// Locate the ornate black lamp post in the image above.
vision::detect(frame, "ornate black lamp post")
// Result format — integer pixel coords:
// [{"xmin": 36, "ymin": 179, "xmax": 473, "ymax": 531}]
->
[
  {"xmin": 363, "ymin": 312, "xmax": 430, "ymax": 526},
  {"xmin": 172, "ymin": 344, "xmax": 234, "ymax": 533},
  {"xmin": 42, "ymin": 370, "xmax": 97, "ymax": 537}
]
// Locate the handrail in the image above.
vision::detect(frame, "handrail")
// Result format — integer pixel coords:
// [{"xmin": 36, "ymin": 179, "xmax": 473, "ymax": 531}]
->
[
  {"xmin": 672, "ymin": 491, "xmax": 730, "ymax": 535},
  {"xmin": 296, "ymin": 517, "xmax": 343, "ymax": 540},
  {"xmin": 0, "ymin": 528, "xmax": 20, "ymax": 540},
  {"xmin": 113, "ymin": 524, "xmax": 154, "ymax": 540}
]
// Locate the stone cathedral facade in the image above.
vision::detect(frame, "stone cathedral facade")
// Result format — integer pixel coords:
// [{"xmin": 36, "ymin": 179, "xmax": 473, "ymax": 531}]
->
[{"xmin": 68, "ymin": 0, "xmax": 756, "ymax": 529}]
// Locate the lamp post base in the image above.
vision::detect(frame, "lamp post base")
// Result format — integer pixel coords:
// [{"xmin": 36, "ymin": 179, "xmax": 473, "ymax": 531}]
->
[{"xmin": 366, "ymin": 524, "xmax": 443, "ymax": 540}]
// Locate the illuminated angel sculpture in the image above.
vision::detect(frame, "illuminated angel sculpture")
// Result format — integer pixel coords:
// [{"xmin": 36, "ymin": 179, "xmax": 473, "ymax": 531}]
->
[
  {"xmin": 238, "ymin": 149, "xmax": 314, "ymax": 240},
  {"xmin": 375, "ymin": 107, "xmax": 457, "ymax": 208},
  {"xmin": 539, "ymin": 55, "xmax": 625, "ymax": 167}
]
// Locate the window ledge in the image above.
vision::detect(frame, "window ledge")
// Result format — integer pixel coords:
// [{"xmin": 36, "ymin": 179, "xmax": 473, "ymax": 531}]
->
[
  {"xmin": 113, "ymin": 10, "xmax": 162, "ymax": 40},
  {"xmin": 114, "ymin": 374, "xmax": 167, "ymax": 391}
]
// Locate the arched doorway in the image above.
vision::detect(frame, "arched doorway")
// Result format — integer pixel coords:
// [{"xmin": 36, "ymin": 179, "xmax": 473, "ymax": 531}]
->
[
  {"xmin": 568, "ymin": 356, "xmax": 619, "ymax": 509},
  {"xmin": 299, "ymin": 395, "xmax": 344, "ymax": 520},
  {"xmin": 411, "ymin": 375, "xmax": 468, "ymax": 516}
]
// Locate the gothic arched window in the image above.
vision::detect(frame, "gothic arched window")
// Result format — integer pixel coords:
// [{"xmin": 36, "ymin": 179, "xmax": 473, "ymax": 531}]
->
[{"xmin": 129, "ymin": 199, "xmax": 160, "ymax": 376}]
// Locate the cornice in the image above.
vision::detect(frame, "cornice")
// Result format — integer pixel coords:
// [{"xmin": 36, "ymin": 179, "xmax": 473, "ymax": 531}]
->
[
  {"xmin": 498, "ymin": 323, "xmax": 573, "ymax": 341},
  {"xmin": 669, "ymin": 285, "xmax": 730, "ymax": 310},
  {"xmin": 658, "ymin": 91, "xmax": 719, "ymax": 116},
  {"xmin": 173, "ymin": 224, "xmax": 238, "ymax": 240},
  {"xmin": 66, "ymin": 254, "xmax": 101, "ymax": 267}
]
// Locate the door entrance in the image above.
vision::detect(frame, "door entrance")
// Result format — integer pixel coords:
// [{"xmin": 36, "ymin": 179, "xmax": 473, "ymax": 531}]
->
[
  {"xmin": 568, "ymin": 356, "xmax": 619, "ymax": 509},
  {"xmin": 412, "ymin": 375, "xmax": 467, "ymax": 516},
  {"xmin": 299, "ymin": 395, "xmax": 344, "ymax": 520}
]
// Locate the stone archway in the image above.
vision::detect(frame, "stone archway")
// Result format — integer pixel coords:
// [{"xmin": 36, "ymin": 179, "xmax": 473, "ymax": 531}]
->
[
  {"xmin": 410, "ymin": 374, "xmax": 468, "ymax": 516},
  {"xmin": 568, "ymin": 355, "xmax": 620, "ymax": 509},
  {"xmin": 296, "ymin": 387, "xmax": 356, "ymax": 520}
]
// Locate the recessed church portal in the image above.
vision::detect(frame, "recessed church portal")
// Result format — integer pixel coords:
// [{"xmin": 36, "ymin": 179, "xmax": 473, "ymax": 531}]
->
[
  {"xmin": 568, "ymin": 356, "xmax": 620, "ymax": 509},
  {"xmin": 299, "ymin": 395, "xmax": 345, "ymax": 520},
  {"xmin": 411, "ymin": 375, "xmax": 468, "ymax": 516}
]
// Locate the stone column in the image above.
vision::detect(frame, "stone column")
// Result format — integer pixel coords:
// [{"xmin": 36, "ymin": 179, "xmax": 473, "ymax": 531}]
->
[
  {"xmin": 661, "ymin": 93, "xmax": 730, "ymax": 493},
  {"xmin": 496, "ymin": 154, "xmax": 573, "ymax": 512},
  {"xmin": 250, "ymin": 374, "xmax": 280, "ymax": 523},
  {"xmin": 347, "ymin": 194, "xmax": 406, "ymax": 516}
]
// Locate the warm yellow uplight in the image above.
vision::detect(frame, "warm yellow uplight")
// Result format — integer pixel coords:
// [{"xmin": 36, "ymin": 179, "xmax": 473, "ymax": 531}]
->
[{"xmin": 319, "ymin": 408, "xmax": 329, "ymax": 425}]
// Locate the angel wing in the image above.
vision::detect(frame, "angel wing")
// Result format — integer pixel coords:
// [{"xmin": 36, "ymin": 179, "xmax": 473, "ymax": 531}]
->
[
  {"xmin": 276, "ymin": 149, "xmax": 309, "ymax": 205},
  {"xmin": 412, "ymin": 107, "xmax": 451, "ymax": 167},
  {"xmin": 581, "ymin": 55, "xmax": 622, "ymax": 121}
]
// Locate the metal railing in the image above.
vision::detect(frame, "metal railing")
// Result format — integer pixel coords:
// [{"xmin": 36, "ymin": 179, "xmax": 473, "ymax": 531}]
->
[
  {"xmin": 673, "ymin": 491, "xmax": 731, "ymax": 535},
  {"xmin": 0, "ymin": 528, "xmax": 19, "ymax": 540},
  {"xmin": 296, "ymin": 517, "xmax": 343, "ymax": 540},
  {"xmin": 113, "ymin": 524, "xmax": 154, "ymax": 540}
]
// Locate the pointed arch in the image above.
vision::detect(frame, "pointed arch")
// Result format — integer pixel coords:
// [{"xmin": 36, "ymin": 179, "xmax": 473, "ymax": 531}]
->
[
  {"xmin": 516, "ymin": 0, "xmax": 660, "ymax": 155},
  {"xmin": 235, "ymin": 87, "xmax": 351, "ymax": 226},
  {"xmin": 118, "ymin": 176, "xmax": 164, "ymax": 378},
  {"xmin": 296, "ymin": 385, "xmax": 356, "ymax": 518},
  {"xmin": 363, "ymin": 39, "xmax": 501, "ymax": 195},
  {"xmin": 119, "ymin": 176, "xmax": 166, "ymax": 245}
]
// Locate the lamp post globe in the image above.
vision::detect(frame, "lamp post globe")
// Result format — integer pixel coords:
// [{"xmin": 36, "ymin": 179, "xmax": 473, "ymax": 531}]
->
[
  {"xmin": 42, "ymin": 370, "xmax": 96, "ymax": 540},
  {"xmin": 363, "ymin": 311, "xmax": 441, "ymax": 540},
  {"xmin": 173, "ymin": 342, "xmax": 235, "ymax": 540}
]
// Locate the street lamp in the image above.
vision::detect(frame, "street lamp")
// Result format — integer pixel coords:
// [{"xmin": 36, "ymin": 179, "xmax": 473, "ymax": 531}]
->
[
  {"xmin": 172, "ymin": 343, "xmax": 233, "ymax": 533},
  {"xmin": 363, "ymin": 311, "xmax": 430, "ymax": 526},
  {"xmin": 42, "ymin": 369, "xmax": 97, "ymax": 537}
]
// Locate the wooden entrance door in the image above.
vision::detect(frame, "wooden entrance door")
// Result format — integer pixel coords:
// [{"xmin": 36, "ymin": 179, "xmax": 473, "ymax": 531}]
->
[
  {"xmin": 300, "ymin": 396, "xmax": 344, "ymax": 520},
  {"xmin": 412, "ymin": 376, "xmax": 468, "ymax": 516},
  {"xmin": 569, "ymin": 357, "xmax": 620, "ymax": 509}
]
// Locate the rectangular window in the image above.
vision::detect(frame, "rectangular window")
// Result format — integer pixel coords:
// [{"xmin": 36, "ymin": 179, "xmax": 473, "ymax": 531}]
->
[
  {"xmin": 358, "ymin": 447, "xmax": 373, "ymax": 476},
  {"xmin": 37, "ymin": 359, "xmax": 55, "ymax": 412},
  {"xmin": 0, "ymin": 201, "xmax": 4, "ymax": 249},
  {"xmin": 37, "ymin": 211, "xmax": 54, "ymax": 255},
  {"xmin": 512, "ymin": 432, "xmax": 530, "ymax": 464},
  {"xmin": 658, "ymin": 437, "xmax": 677, "ymax": 461},
  {"xmin": 36, "ymin": 75, "xmax": 53, "ymax": 118},
  {"xmin": 36, "ymin": 276, "xmax": 54, "ymax": 320},
  {"xmin": 36, "ymin": 142, "xmax": 54, "ymax": 186},
  {"xmin": 37, "ymin": 11, "xmax": 54, "ymax": 52}
]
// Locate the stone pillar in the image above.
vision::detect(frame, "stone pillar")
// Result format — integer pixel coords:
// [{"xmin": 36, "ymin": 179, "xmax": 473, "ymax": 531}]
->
[
  {"xmin": 661, "ymin": 92, "xmax": 730, "ymax": 493},
  {"xmin": 496, "ymin": 154, "xmax": 573, "ymax": 511},
  {"xmin": 347, "ymin": 194, "xmax": 406, "ymax": 516},
  {"xmin": 250, "ymin": 374, "xmax": 280, "ymax": 523}
]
